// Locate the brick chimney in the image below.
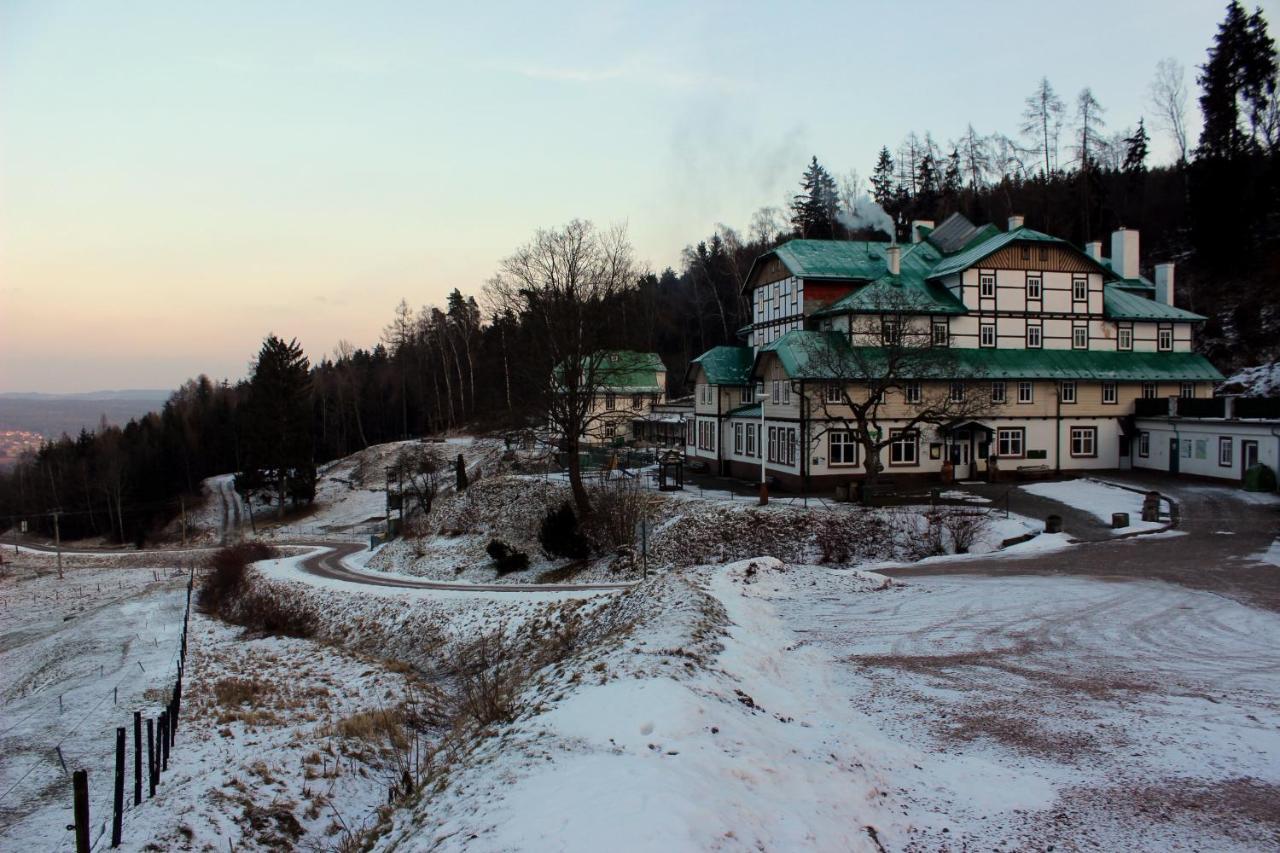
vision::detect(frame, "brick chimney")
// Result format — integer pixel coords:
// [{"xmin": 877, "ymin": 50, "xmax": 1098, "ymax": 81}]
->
[
  {"xmin": 1111, "ymin": 227, "xmax": 1140, "ymax": 279},
  {"xmin": 1155, "ymin": 263, "xmax": 1175, "ymax": 306}
]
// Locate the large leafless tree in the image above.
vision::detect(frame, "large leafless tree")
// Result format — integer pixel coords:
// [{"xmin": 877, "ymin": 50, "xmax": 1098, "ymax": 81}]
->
[
  {"xmin": 486, "ymin": 220, "xmax": 640, "ymax": 516},
  {"xmin": 798, "ymin": 293, "xmax": 989, "ymax": 493}
]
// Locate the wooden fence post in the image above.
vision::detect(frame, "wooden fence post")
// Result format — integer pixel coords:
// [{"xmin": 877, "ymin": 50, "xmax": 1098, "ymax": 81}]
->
[
  {"xmin": 112, "ymin": 727, "xmax": 125, "ymax": 847},
  {"xmin": 146, "ymin": 717, "xmax": 156, "ymax": 798},
  {"xmin": 72, "ymin": 768, "xmax": 90, "ymax": 853},
  {"xmin": 159, "ymin": 711, "xmax": 169, "ymax": 772},
  {"xmin": 133, "ymin": 711, "xmax": 142, "ymax": 806}
]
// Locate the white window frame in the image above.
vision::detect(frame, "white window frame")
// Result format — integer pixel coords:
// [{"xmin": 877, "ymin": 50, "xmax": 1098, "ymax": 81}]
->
[
  {"xmin": 824, "ymin": 384, "xmax": 844, "ymax": 405},
  {"xmin": 1072, "ymin": 326, "xmax": 1088, "ymax": 349},
  {"xmin": 604, "ymin": 422, "xmax": 617, "ymax": 438},
  {"xmin": 1219, "ymin": 437, "xmax": 1233, "ymax": 467},
  {"xmin": 980, "ymin": 324, "xmax": 996, "ymax": 347},
  {"xmin": 949, "ymin": 382, "xmax": 965, "ymax": 403},
  {"xmin": 1027, "ymin": 325, "xmax": 1042, "ymax": 348},
  {"xmin": 605, "ymin": 392, "xmax": 616, "ymax": 411},
  {"xmin": 1026, "ymin": 275, "xmax": 1042, "ymax": 300},
  {"xmin": 829, "ymin": 431, "xmax": 859, "ymax": 466},
  {"xmin": 745, "ymin": 423, "xmax": 757, "ymax": 457},
  {"xmin": 888, "ymin": 430, "xmax": 919, "ymax": 466},
  {"xmin": 979, "ymin": 274, "xmax": 995, "ymax": 298},
  {"xmin": 991, "ymin": 381, "xmax": 1007, "ymax": 404},
  {"xmin": 1117, "ymin": 326, "xmax": 1133, "ymax": 350},
  {"xmin": 996, "ymin": 427, "xmax": 1025, "ymax": 458},
  {"xmin": 740, "ymin": 385, "xmax": 753, "ymax": 404},
  {"xmin": 1158, "ymin": 328, "xmax": 1173, "ymax": 351},
  {"xmin": 1017, "ymin": 381, "xmax": 1034, "ymax": 404},
  {"xmin": 1141, "ymin": 382, "xmax": 1157, "ymax": 399},
  {"xmin": 1102, "ymin": 381, "xmax": 1117, "ymax": 404},
  {"xmin": 932, "ymin": 322, "xmax": 949, "ymax": 347},
  {"xmin": 734, "ymin": 423, "xmax": 743, "ymax": 455},
  {"xmin": 1072, "ymin": 277, "xmax": 1088, "ymax": 302},
  {"xmin": 1060, "ymin": 381, "xmax": 1076, "ymax": 404},
  {"xmin": 1138, "ymin": 432, "xmax": 1150, "ymax": 457},
  {"xmin": 1180, "ymin": 382, "xmax": 1195, "ymax": 398},
  {"xmin": 882, "ymin": 319, "xmax": 900, "ymax": 345},
  {"xmin": 905, "ymin": 381, "xmax": 922, "ymax": 404},
  {"xmin": 1070, "ymin": 426, "xmax": 1097, "ymax": 458}
]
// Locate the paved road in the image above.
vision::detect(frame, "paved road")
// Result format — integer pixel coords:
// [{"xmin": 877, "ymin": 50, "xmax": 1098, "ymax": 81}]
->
[
  {"xmin": 886, "ymin": 472, "xmax": 1280, "ymax": 611},
  {"xmin": 294, "ymin": 542, "xmax": 636, "ymax": 593}
]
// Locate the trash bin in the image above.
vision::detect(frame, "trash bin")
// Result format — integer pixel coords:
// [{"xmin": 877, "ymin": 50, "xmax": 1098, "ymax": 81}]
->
[
  {"xmin": 1045, "ymin": 514, "xmax": 1063, "ymax": 533},
  {"xmin": 1244, "ymin": 463, "xmax": 1277, "ymax": 492},
  {"xmin": 834, "ymin": 484, "xmax": 849, "ymax": 502},
  {"xmin": 1111, "ymin": 512, "xmax": 1130, "ymax": 529}
]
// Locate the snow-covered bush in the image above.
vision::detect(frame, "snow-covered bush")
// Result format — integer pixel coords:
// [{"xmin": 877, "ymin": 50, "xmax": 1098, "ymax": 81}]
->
[{"xmin": 485, "ymin": 539, "xmax": 529, "ymax": 574}]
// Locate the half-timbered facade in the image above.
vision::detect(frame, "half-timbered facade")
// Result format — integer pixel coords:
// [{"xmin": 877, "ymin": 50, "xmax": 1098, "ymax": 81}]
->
[{"xmin": 684, "ymin": 214, "xmax": 1223, "ymax": 490}]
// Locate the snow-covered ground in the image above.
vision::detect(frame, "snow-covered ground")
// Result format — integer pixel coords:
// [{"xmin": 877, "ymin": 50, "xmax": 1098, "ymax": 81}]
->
[
  {"xmin": 1021, "ymin": 478, "xmax": 1166, "ymax": 534},
  {"xmin": 0, "ymin": 560, "xmax": 190, "ymax": 852},
  {"xmin": 780, "ymin": 573, "xmax": 1280, "ymax": 851}
]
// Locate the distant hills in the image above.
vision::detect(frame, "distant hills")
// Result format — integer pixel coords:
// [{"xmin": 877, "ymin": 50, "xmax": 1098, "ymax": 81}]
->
[{"xmin": 0, "ymin": 390, "xmax": 171, "ymax": 439}]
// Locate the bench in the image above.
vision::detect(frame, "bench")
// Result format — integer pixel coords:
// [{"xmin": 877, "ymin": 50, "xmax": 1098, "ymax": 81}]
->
[
  {"xmin": 1016, "ymin": 464, "xmax": 1054, "ymax": 481},
  {"xmin": 859, "ymin": 478, "xmax": 899, "ymax": 504}
]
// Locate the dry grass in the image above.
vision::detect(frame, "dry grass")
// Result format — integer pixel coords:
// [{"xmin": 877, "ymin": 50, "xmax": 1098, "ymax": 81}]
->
[{"xmin": 213, "ymin": 676, "xmax": 272, "ymax": 707}]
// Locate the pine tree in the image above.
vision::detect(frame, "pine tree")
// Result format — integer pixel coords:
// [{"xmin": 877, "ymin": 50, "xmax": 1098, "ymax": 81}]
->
[
  {"xmin": 942, "ymin": 148, "xmax": 963, "ymax": 202},
  {"xmin": 1123, "ymin": 118, "xmax": 1150, "ymax": 172},
  {"xmin": 1197, "ymin": 1, "xmax": 1276, "ymax": 157},
  {"xmin": 790, "ymin": 156, "xmax": 839, "ymax": 238},
  {"xmin": 870, "ymin": 147, "xmax": 895, "ymax": 205},
  {"xmin": 238, "ymin": 335, "xmax": 315, "ymax": 518},
  {"xmin": 915, "ymin": 151, "xmax": 939, "ymax": 214}
]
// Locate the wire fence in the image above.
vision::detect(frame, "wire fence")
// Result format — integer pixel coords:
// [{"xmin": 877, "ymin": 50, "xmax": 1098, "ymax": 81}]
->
[{"xmin": 40, "ymin": 569, "xmax": 194, "ymax": 852}]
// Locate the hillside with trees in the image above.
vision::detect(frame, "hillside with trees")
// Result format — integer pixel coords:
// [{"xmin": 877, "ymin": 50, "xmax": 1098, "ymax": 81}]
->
[{"xmin": 1, "ymin": 1, "xmax": 1275, "ymax": 543}]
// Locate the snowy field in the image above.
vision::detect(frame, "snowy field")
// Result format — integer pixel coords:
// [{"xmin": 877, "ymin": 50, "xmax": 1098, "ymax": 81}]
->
[
  {"xmin": 0, "ymin": 560, "xmax": 190, "ymax": 851},
  {"xmin": 779, "ymin": 574, "xmax": 1280, "ymax": 851},
  {"xmin": 1021, "ymin": 478, "xmax": 1166, "ymax": 534}
]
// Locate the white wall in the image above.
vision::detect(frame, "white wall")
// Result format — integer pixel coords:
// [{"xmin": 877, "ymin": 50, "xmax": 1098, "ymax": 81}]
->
[{"xmin": 1132, "ymin": 419, "xmax": 1280, "ymax": 482}]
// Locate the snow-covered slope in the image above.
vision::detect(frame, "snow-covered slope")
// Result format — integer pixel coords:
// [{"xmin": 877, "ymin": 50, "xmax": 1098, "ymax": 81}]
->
[{"xmin": 1220, "ymin": 361, "xmax": 1280, "ymax": 396}]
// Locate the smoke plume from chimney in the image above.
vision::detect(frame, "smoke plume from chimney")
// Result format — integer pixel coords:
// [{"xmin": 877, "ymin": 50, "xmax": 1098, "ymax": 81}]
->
[{"xmin": 838, "ymin": 194, "xmax": 896, "ymax": 243}]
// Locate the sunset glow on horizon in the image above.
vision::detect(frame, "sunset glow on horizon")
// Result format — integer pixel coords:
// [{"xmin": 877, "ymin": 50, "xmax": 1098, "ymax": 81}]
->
[{"xmin": 1, "ymin": 0, "xmax": 1221, "ymax": 393}]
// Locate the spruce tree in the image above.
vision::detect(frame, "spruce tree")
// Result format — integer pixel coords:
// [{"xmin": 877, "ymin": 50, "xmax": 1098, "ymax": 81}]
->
[
  {"xmin": 240, "ymin": 335, "xmax": 315, "ymax": 518},
  {"xmin": 790, "ymin": 156, "xmax": 839, "ymax": 238},
  {"xmin": 1197, "ymin": 1, "xmax": 1276, "ymax": 157},
  {"xmin": 1123, "ymin": 119, "xmax": 1150, "ymax": 172},
  {"xmin": 870, "ymin": 147, "xmax": 896, "ymax": 206}
]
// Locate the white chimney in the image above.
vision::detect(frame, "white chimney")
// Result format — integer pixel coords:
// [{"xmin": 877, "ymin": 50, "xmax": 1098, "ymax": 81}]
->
[
  {"xmin": 1007, "ymin": 215, "xmax": 1024, "ymax": 231},
  {"xmin": 887, "ymin": 245, "xmax": 901, "ymax": 275},
  {"xmin": 1154, "ymin": 263, "xmax": 1175, "ymax": 306},
  {"xmin": 1085, "ymin": 241, "xmax": 1102, "ymax": 261},
  {"xmin": 1111, "ymin": 227, "xmax": 1140, "ymax": 280},
  {"xmin": 910, "ymin": 220, "xmax": 934, "ymax": 244}
]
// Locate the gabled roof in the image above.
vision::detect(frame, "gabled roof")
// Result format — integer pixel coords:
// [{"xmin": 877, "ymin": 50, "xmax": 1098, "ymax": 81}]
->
[
  {"xmin": 927, "ymin": 227, "xmax": 1096, "ymax": 279},
  {"xmin": 1104, "ymin": 285, "xmax": 1206, "ymax": 321},
  {"xmin": 556, "ymin": 350, "xmax": 666, "ymax": 392},
  {"xmin": 770, "ymin": 240, "xmax": 898, "ymax": 280},
  {"xmin": 758, "ymin": 329, "xmax": 1223, "ymax": 382},
  {"xmin": 687, "ymin": 346, "xmax": 755, "ymax": 385},
  {"xmin": 811, "ymin": 274, "xmax": 966, "ymax": 317}
]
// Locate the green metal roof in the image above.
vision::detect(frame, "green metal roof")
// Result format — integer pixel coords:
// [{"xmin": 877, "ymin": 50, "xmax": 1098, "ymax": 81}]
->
[
  {"xmin": 927, "ymin": 227, "xmax": 1077, "ymax": 279},
  {"xmin": 812, "ymin": 274, "xmax": 966, "ymax": 317},
  {"xmin": 556, "ymin": 350, "xmax": 666, "ymax": 392},
  {"xmin": 771, "ymin": 240, "xmax": 894, "ymax": 280},
  {"xmin": 759, "ymin": 329, "xmax": 1223, "ymax": 382},
  {"xmin": 687, "ymin": 346, "xmax": 755, "ymax": 385},
  {"xmin": 725, "ymin": 403, "xmax": 762, "ymax": 419},
  {"xmin": 1104, "ymin": 285, "xmax": 1206, "ymax": 321}
]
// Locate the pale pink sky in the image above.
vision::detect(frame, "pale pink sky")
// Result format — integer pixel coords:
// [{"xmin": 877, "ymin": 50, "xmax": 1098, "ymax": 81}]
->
[{"xmin": 0, "ymin": 0, "xmax": 1219, "ymax": 392}]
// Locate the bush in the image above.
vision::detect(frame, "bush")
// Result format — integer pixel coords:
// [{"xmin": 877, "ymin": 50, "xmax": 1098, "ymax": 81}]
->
[
  {"xmin": 538, "ymin": 502, "xmax": 590, "ymax": 559},
  {"xmin": 582, "ymin": 479, "xmax": 655, "ymax": 552},
  {"xmin": 197, "ymin": 542, "xmax": 276, "ymax": 613},
  {"xmin": 485, "ymin": 539, "xmax": 529, "ymax": 574},
  {"xmin": 942, "ymin": 510, "xmax": 990, "ymax": 554},
  {"xmin": 231, "ymin": 582, "xmax": 319, "ymax": 638}
]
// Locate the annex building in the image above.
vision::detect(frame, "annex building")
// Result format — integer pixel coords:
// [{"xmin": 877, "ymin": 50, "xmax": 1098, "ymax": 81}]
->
[{"xmin": 684, "ymin": 213, "xmax": 1222, "ymax": 490}]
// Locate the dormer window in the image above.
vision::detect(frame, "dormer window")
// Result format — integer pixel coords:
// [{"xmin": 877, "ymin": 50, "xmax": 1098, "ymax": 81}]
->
[
  {"xmin": 1118, "ymin": 326, "xmax": 1133, "ymax": 350},
  {"xmin": 980, "ymin": 274, "xmax": 996, "ymax": 298}
]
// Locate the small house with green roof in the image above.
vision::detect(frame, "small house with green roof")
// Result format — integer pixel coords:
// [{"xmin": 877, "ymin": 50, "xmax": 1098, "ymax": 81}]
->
[
  {"xmin": 682, "ymin": 213, "xmax": 1223, "ymax": 489},
  {"xmin": 563, "ymin": 350, "xmax": 669, "ymax": 445}
]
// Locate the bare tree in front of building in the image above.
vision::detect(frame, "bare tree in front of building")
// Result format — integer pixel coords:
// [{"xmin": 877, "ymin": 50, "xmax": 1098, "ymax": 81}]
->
[
  {"xmin": 799, "ymin": 291, "xmax": 990, "ymax": 495},
  {"xmin": 485, "ymin": 220, "xmax": 640, "ymax": 517}
]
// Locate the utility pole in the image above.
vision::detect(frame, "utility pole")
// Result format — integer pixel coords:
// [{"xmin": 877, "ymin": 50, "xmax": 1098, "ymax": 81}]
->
[{"xmin": 52, "ymin": 509, "xmax": 63, "ymax": 580}]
